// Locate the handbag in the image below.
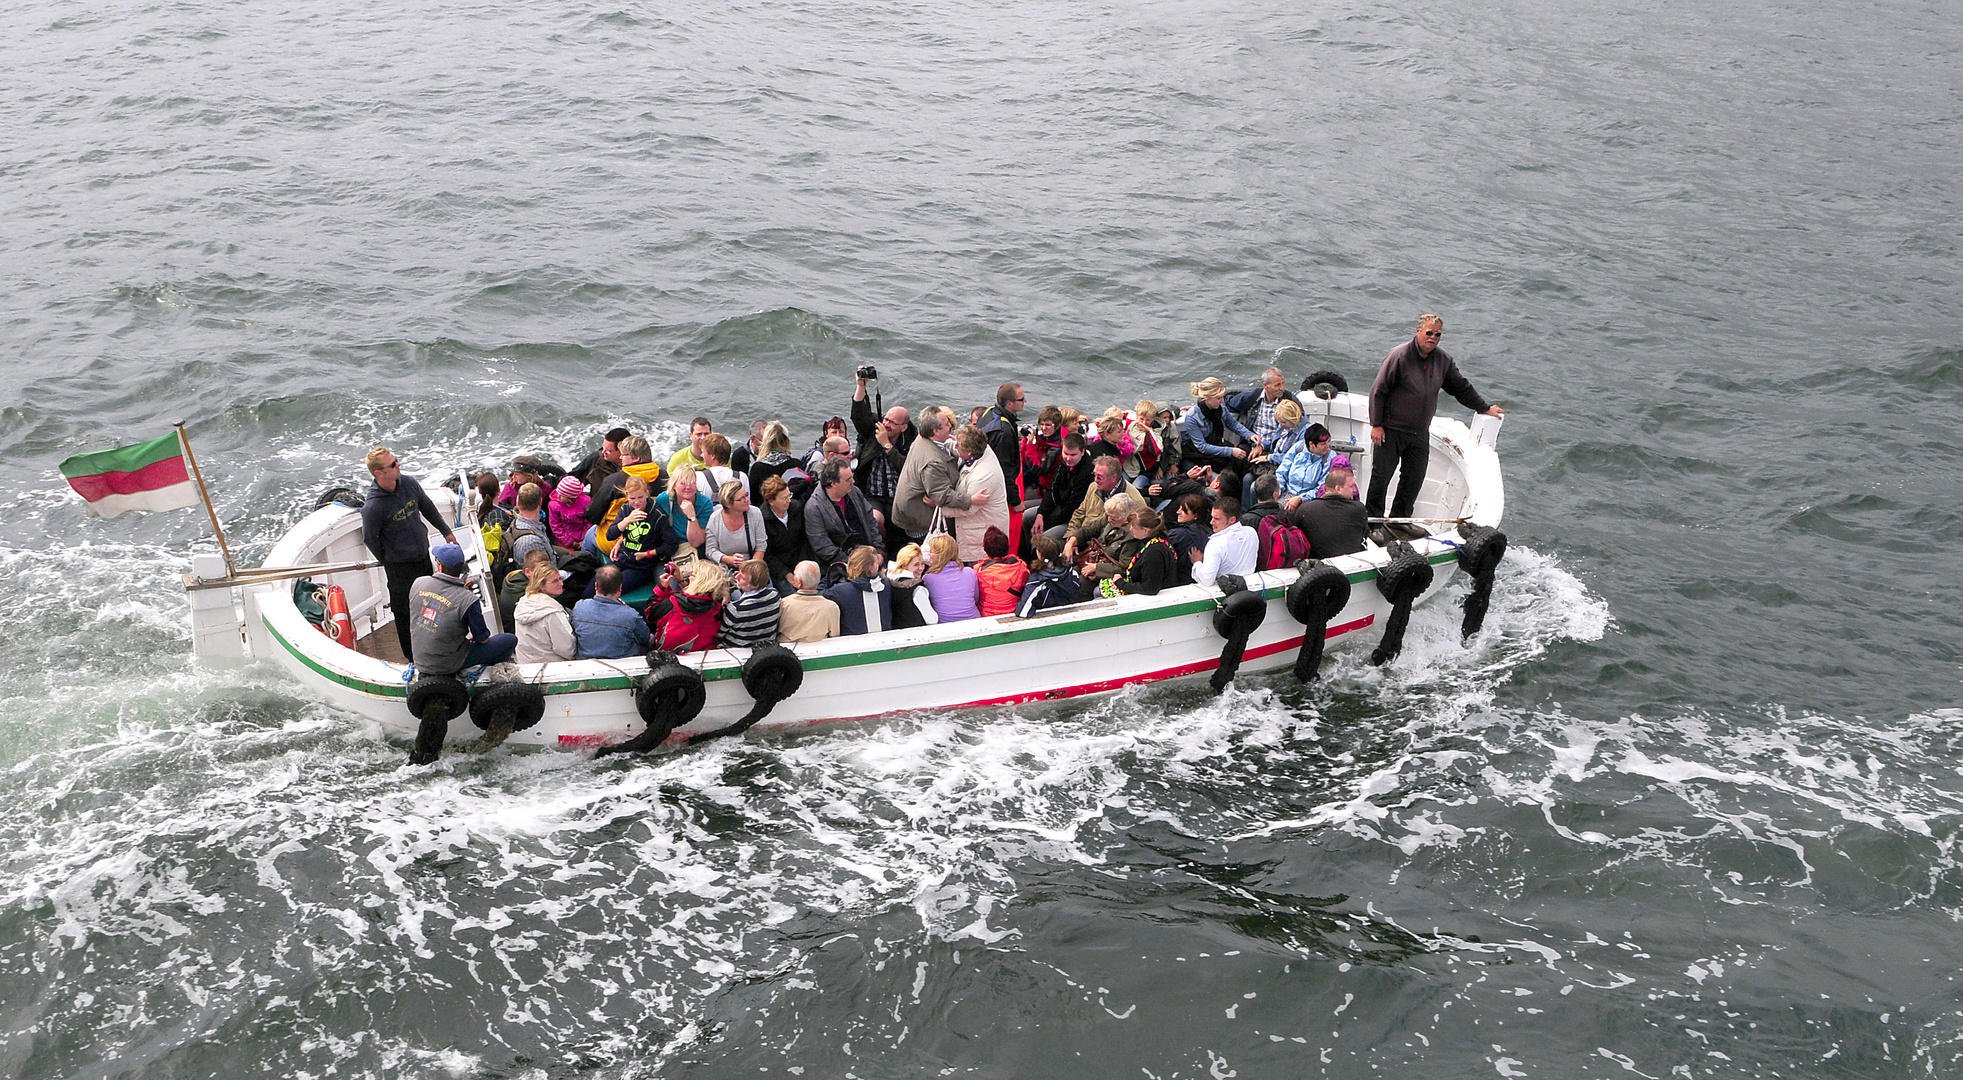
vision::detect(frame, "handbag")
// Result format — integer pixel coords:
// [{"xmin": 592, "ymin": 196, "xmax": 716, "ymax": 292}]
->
[{"xmin": 926, "ymin": 508, "xmax": 953, "ymax": 542}]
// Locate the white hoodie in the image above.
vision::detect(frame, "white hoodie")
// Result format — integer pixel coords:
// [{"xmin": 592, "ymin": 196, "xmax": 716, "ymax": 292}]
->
[{"xmin": 514, "ymin": 593, "xmax": 577, "ymax": 663}]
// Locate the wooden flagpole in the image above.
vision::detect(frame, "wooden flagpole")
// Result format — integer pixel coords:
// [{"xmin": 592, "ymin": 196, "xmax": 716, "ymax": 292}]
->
[{"xmin": 175, "ymin": 420, "xmax": 236, "ymax": 579}]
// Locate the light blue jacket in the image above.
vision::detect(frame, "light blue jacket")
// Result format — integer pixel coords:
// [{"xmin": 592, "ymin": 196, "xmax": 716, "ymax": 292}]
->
[{"xmin": 1274, "ymin": 443, "xmax": 1333, "ymax": 500}]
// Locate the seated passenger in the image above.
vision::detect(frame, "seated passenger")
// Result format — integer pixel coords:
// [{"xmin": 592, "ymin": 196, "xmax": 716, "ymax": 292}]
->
[
  {"xmin": 704, "ymin": 479, "xmax": 767, "ymax": 577},
  {"xmin": 1019, "ymin": 405, "xmax": 1065, "ymax": 501},
  {"xmin": 409, "ymin": 544, "xmax": 518, "ymax": 676},
  {"xmin": 506, "ymin": 483, "xmax": 555, "ymax": 567},
  {"xmin": 655, "ymin": 464, "xmax": 714, "ymax": 556},
  {"xmin": 499, "ymin": 549, "xmax": 554, "ymax": 631},
  {"xmin": 805, "ymin": 459, "xmax": 884, "ymax": 580},
  {"xmin": 571, "ymin": 426, "xmax": 631, "ymax": 490},
  {"xmin": 803, "ymin": 416, "xmax": 850, "ymax": 474},
  {"xmin": 919, "ymin": 534, "xmax": 981, "ymax": 623},
  {"xmin": 668, "ymin": 416, "xmax": 713, "ymax": 477},
  {"xmin": 572, "ymin": 566, "xmax": 652, "ymax": 659},
  {"xmin": 779, "ymin": 561, "xmax": 841, "ymax": 643},
  {"xmin": 758, "ymin": 475, "xmax": 810, "ymax": 593},
  {"xmin": 1029, "ymin": 432, "xmax": 1092, "ymax": 550},
  {"xmin": 1086, "ymin": 491, "xmax": 1146, "ymax": 582},
  {"xmin": 1165, "ymin": 492, "xmax": 1211, "ymax": 585},
  {"xmin": 586, "ymin": 435, "xmax": 660, "ymax": 533},
  {"xmin": 974, "ymin": 526, "xmax": 1029, "ymax": 616},
  {"xmin": 603, "ymin": 476, "xmax": 677, "ymax": 597},
  {"xmin": 647, "ymin": 560, "xmax": 729, "ymax": 654},
  {"xmin": 1058, "ymin": 455, "xmax": 1126, "ymax": 565},
  {"xmin": 943, "ymin": 426, "xmax": 1009, "ymax": 565},
  {"xmin": 514, "ymin": 561, "xmax": 577, "ymax": 663},
  {"xmin": 699, "ymin": 433, "xmax": 746, "ymax": 498},
  {"xmin": 1190, "ymin": 496, "xmax": 1260, "ymax": 587},
  {"xmin": 1093, "ymin": 507, "xmax": 1179, "ymax": 597},
  {"xmin": 1274, "ymin": 422, "xmax": 1335, "ymax": 510},
  {"xmin": 550, "ymin": 475, "xmax": 591, "ymax": 552},
  {"xmin": 823, "ymin": 546, "xmax": 894, "ymax": 635},
  {"xmin": 1286, "ymin": 464, "xmax": 1369, "ymax": 559},
  {"xmin": 1240, "ymin": 473, "xmax": 1284, "ymax": 529},
  {"xmin": 1178, "ymin": 376, "xmax": 1256, "ymax": 487},
  {"xmin": 747, "ymin": 421, "xmax": 812, "ymax": 501},
  {"xmin": 1016, "ymin": 534, "xmax": 1084, "ymax": 617},
  {"xmin": 719, "ymin": 559, "xmax": 782, "ymax": 649},
  {"xmin": 885, "ymin": 542, "xmax": 938, "ymax": 629}
]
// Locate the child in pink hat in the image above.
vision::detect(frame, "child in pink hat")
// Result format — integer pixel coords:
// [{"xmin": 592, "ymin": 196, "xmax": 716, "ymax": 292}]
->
[{"xmin": 549, "ymin": 474, "xmax": 591, "ymax": 550}]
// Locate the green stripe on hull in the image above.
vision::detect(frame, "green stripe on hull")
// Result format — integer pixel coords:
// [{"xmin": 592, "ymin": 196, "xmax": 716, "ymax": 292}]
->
[{"xmin": 262, "ymin": 549, "xmax": 1463, "ymax": 699}]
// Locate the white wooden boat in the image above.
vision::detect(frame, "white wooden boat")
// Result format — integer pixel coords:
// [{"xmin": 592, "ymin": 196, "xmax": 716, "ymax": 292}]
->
[{"xmin": 185, "ymin": 391, "xmax": 1507, "ymax": 752}]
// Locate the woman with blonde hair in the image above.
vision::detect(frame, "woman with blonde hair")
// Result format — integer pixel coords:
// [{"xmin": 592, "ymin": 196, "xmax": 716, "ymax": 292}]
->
[
  {"xmin": 513, "ymin": 561, "xmax": 577, "ymax": 662},
  {"xmin": 941, "ymin": 425, "xmax": 1010, "ymax": 565},
  {"xmin": 884, "ymin": 541, "xmax": 939, "ymax": 628},
  {"xmin": 919, "ymin": 533, "xmax": 980, "ymax": 622},
  {"xmin": 1178, "ymin": 376, "xmax": 1256, "ymax": 486},
  {"xmin": 649, "ymin": 558, "xmax": 730, "ymax": 654},
  {"xmin": 601, "ymin": 474, "xmax": 676, "ymax": 596},
  {"xmin": 656, "ymin": 462, "xmax": 713, "ymax": 555},
  {"xmin": 703, "ymin": 478, "xmax": 767, "ymax": 576},
  {"xmin": 746, "ymin": 420, "xmax": 803, "ymax": 496}
]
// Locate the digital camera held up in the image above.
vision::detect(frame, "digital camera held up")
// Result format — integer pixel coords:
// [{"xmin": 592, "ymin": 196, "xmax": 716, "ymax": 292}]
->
[{"xmin": 856, "ymin": 364, "xmax": 878, "ymax": 381}]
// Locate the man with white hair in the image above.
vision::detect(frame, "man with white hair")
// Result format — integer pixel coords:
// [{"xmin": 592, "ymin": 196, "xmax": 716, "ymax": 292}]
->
[
  {"xmin": 1367, "ymin": 313, "xmax": 1505, "ymax": 519},
  {"xmin": 777, "ymin": 561, "xmax": 841, "ymax": 643}
]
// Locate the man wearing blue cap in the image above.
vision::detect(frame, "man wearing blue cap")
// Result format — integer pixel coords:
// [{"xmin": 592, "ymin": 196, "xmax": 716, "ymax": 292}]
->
[{"xmin": 408, "ymin": 543, "xmax": 517, "ymax": 678}]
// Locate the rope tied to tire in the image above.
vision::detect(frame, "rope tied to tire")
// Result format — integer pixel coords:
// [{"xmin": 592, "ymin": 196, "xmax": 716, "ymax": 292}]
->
[
  {"xmin": 1454, "ymin": 524, "xmax": 1508, "ymax": 640},
  {"xmin": 1208, "ymin": 576, "xmax": 1268, "ymax": 693},
  {"xmin": 1285, "ymin": 559, "xmax": 1352, "ymax": 681},
  {"xmin": 405, "ymin": 674, "xmax": 471, "ymax": 765},
  {"xmin": 688, "ymin": 644, "xmax": 805, "ymax": 744},
  {"xmin": 1369, "ymin": 541, "xmax": 1434, "ymax": 666},
  {"xmin": 596, "ymin": 650, "xmax": 706, "ymax": 756},
  {"xmin": 464, "ymin": 681, "xmax": 546, "ymax": 751}
]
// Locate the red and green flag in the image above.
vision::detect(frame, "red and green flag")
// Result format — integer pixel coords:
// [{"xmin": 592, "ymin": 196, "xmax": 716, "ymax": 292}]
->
[{"xmin": 59, "ymin": 431, "xmax": 201, "ymax": 519}]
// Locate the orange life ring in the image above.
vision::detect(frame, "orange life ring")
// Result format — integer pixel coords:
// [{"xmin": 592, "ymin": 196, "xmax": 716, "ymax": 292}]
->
[{"xmin": 324, "ymin": 585, "xmax": 357, "ymax": 648}]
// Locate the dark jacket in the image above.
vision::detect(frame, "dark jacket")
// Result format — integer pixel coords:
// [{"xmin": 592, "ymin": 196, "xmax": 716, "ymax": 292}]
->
[
  {"xmin": 361, "ymin": 474, "xmax": 450, "ymax": 564},
  {"xmin": 1288, "ymin": 494, "xmax": 1370, "ymax": 559},
  {"xmin": 762, "ymin": 501, "xmax": 810, "ymax": 582},
  {"xmin": 1368, "ymin": 339, "xmax": 1490, "ymax": 434},
  {"xmin": 977, "ymin": 404, "xmax": 1023, "ymax": 499},
  {"xmin": 850, "ymin": 394, "xmax": 915, "ymax": 503},
  {"xmin": 1038, "ymin": 455, "xmax": 1095, "ymax": 526},
  {"xmin": 1115, "ymin": 536, "xmax": 1180, "ymax": 596},
  {"xmin": 804, "ymin": 485, "xmax": 883, "ymax": 569},
  {"xmin": 823, "ymin": 576, "xmax": 894, "ymax": 636}
]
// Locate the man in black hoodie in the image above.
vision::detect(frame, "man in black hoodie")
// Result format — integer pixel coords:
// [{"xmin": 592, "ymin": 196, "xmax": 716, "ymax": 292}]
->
[{"xmin": 361, "ymin": 447, "xmax": 458, "ymax": 660}]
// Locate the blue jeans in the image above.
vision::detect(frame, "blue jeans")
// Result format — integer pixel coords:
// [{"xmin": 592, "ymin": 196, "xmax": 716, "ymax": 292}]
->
[{"xmin": 465, "ymin": 634, "xmax": 518, "ymax": 669}]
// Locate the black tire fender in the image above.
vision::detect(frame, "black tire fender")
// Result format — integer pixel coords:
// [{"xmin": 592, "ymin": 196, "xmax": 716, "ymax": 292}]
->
[
  {"xmin": 1286, "ymin": 561, "xmax": 1352, "ymax": 626},
  {"xmin": 1211, "ymin": 588, "xmax": 1268, "ymax": 639},
  {"xmin": 635, "ymin": 663, "xmax": 707, "ymax": 734},
  {"xmin": 1299, "ymin": 369, "xmax": 1350, "ymax": 399},
  {"xmin": 1456, "ymin": 525, "xmax": 1508, "ymax": 579},
  {"xmin": 741, "ymin": 643, "xmax": 804, "ymax": 703},
  {"xmin": 468, "ymin": 681, "xmax": 546, "ymax": 733},
  {"xmin": 406, "ymin": 675, "xmax": 471, "ymax": 722},
  {"xmin": 1373, "ymin": 544, "xmax": 1434, "ymax": 607}
]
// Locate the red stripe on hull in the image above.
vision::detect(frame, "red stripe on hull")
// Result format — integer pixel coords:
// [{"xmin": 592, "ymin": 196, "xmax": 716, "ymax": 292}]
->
[
  {"xmin": 558, "ymin": 613, "xmax": 1377, "ymax": 748},
  {"xmin": 66, "ymin": 455, "xmax": 191, "ymax": 503}
]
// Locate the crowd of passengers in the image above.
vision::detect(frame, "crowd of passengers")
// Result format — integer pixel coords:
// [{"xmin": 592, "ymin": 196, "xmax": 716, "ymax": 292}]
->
[{"xmin": 389, "ymin": 366, "xmax": 1374, "ymax": 666}]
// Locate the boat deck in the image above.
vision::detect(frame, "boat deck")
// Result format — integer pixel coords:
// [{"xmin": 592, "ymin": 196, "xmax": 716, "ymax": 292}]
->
[{"xmin": 356, "ymin": 624, "xmax": 407, "ymax": 665}]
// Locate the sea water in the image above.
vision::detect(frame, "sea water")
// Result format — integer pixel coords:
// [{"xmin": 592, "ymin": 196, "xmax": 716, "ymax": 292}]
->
[{"xmin": 1, "ymin": 0, "xmax": 1959, "ymax": 1076}]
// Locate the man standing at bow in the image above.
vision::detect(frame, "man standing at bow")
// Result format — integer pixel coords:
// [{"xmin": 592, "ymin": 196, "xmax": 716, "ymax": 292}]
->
[{"xmin": 1366, "ymin": 313, "xmax": 1505, "ymax": 519}]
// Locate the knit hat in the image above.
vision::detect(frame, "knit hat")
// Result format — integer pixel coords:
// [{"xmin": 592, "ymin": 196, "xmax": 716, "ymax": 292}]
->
[{"xmin": 555, "ymin": 474, "xmax": 585, "ymax": 501}]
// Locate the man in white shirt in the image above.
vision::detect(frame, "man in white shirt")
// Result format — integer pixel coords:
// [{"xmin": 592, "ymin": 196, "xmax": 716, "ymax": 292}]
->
[{"xmin": 1190, "ymin": 496, "xmax": 1259, "ymax": 587}]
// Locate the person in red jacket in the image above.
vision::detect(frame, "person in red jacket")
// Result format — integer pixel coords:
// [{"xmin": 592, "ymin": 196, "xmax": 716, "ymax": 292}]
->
[{"xmin": 973, "ymin": 527, "xmax": 1029, "ymax": 617}]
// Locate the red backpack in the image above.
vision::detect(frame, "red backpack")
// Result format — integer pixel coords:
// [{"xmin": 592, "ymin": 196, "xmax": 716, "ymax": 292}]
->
[{"xmin": 1256, "ymin": 514, "xmax": 1311, "ymax": 571}]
